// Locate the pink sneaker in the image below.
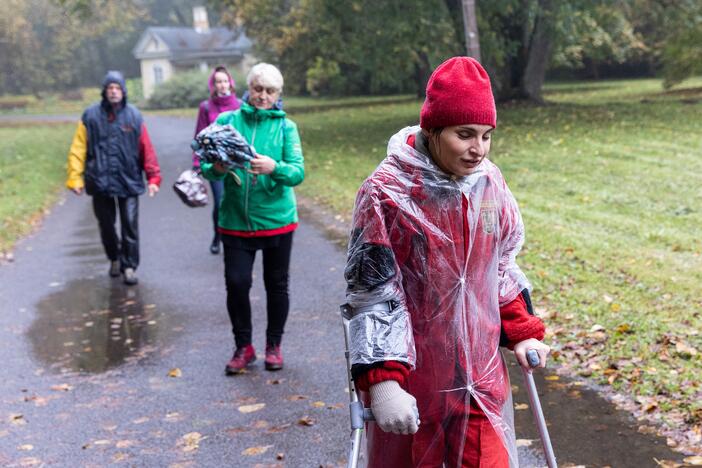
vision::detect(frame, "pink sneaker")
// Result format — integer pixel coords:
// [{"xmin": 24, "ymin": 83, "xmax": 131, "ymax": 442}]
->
[
  {"xmin": 264, "ymin": 344, "xmax": 283, "ymax": 371},
  {"xmin": 225, "ymin": 345, "xmax": 256, "ymax": 375}
]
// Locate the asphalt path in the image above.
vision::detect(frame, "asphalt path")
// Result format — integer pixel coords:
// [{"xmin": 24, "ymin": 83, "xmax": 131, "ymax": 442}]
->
[{"xmin": 0, "ymin": 115, "xmax": 686, "ymax": 467}]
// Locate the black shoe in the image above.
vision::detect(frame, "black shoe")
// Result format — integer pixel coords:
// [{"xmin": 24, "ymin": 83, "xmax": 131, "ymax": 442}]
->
[
  {"xmin": 109, "ymin": 261, "xmax": 120, "ymax": 277},
  {"xmin": 210, "ymin": 238, "xmax": 220, "ymax": 254},
  {"xmin": 123, "ymin": 268, "xmax": 138, "ymax": 285}
]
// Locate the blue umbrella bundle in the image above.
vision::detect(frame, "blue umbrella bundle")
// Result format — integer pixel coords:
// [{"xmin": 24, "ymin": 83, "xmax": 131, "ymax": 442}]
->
[{"xmin": 191, "ymin": 123, "xmax": 255, "ymax": 169}]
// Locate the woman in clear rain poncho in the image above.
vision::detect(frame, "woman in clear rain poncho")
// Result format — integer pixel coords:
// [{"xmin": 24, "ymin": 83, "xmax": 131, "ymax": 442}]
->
[{"xmin": 343, "ymin": 57, "xmax": 550, "ymax": 467}]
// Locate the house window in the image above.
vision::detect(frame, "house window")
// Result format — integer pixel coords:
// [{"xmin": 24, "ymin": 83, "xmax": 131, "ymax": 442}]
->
[{"xmin": 154, "ymin": 66, "xmax": 164, "ymax": 84}]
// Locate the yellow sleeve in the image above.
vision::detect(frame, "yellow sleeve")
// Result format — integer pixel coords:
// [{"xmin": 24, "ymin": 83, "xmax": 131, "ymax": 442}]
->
[{"xmin": 66, "ymin": 121, "xmax": 87, "ymax": 190}]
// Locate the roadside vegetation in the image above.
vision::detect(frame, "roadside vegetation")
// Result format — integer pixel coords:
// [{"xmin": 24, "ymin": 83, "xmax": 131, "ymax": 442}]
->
[
  {"xmin": 0, "ymin": 124, "xmax": 75, "ymax": 254},
  {"xmin": 1, "ymin": 77, "xmax": 700, "ymax": 452}
]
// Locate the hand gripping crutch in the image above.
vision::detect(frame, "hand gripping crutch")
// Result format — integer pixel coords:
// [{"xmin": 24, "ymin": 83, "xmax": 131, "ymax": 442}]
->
[
  {"xmin": 340, "ymin": 306, "xmax": 375, "ymax": 468},
  {"xmin": 523, "ymin": 349, "xmax": 558, "ymax": 468}
]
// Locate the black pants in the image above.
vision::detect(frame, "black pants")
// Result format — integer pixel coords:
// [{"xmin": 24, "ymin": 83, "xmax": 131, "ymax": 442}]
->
[
  {"xmin": 222, "ymin": 232, "xmax": 293, "ymax": 348},
  {"xmin": 92, "ymin": 194, "xmax": 139, "ymax": 271}
]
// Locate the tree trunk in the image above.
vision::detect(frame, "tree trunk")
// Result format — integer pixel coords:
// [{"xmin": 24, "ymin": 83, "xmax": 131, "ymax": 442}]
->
[
  {"xmin": 414, "ymin": 51, "xmax": 431, "ymax": 98},
  {"xmin": 520, "ymin": 0, "xmax": 554, "ymax": 103},
  {"xmin": 461, "ymin": 0, "xmax": 481, "ymax": 61}
]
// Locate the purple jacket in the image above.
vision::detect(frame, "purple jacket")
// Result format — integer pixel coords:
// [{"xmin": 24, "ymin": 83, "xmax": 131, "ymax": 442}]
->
[{"xmin": 192, "ymin": 67, "xmax": 241, "ymax": 167}]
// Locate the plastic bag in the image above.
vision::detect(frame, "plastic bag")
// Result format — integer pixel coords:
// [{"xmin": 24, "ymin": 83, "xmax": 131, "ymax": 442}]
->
[{"xmin": 173, "ymin": 169, "xmax": 208, "ymax": 208}]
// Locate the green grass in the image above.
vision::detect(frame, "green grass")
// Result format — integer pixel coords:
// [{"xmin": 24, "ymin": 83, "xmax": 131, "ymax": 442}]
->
[
  {"xmin": 293, "ymin": 77, "xmax": 702, "ymax": 431},
  {"xmin": 0, "ymin": 124, "xmax": 75, "ymax": 253}
]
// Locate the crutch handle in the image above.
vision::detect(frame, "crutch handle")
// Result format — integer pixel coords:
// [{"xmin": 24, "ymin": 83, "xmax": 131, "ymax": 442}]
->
[{"xmin": 527, "ymin": 349, "xmax": 540, "ymax": 368}]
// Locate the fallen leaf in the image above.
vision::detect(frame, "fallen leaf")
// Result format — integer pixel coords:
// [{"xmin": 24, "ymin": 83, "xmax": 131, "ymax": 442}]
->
[
  {"xmin": 253, "ymin": 420, "xmax": 269, "ymax": 429},
  {"xmin": 179, "ymin": 432, "xmax": 205, "ymax": 452},
  {"xmin": 167, "ymin": 368, "xmax": 182, "ymax": 378},
  {"xmin": 312, "ymin": 401, "xmax": 326, "ymax": 408},
  {"xmin": 653, "ymin": 460, "xmax": 681, "ymax": 468},
  {"xmin": 516, "ymin": 439, "xmax": 533, "ymax": 447},
  {"xmin": 132, "ymin": 417, "xmax": 149, "ymax": 424},
  {"xmin": 267, "ymin": 423, "xmax": 292, "ymax": 433},
  {"xmin": 9, "ymin": 414, "xmax": 26, "ymax": 425},
  {"xmin": 92, "ymin": 439, "xmax": 111, "ymax": 446},
  {"xmin": 276, "ymin": 452, "xmax": 285, "ymax": 460},
  {"xmin": 286, "ymin": 395, "xmax": 307, "ymax": 401},
  {"xmin": 684, "ymin": 456, "xmax": 702, "ymax": 466},
  {"xmin": 544, "ymin": 375, "xmax": 560, "ymax": 381},
  {"xmin": 112, "ymin": 452, "xmax": 129, "ymax": 462},
  {"xmin": 514, "ymin": 403, "xmax": 529, "ymax": 410},
  {"xmin": 18, "ymin": 444, "xmax": 34, "ymax": 451},
  {"xmin": 50, "ymin": 384, "xmax": 73, "ymax": 392},
  {"xmin": 242, "ymin": 445, "xmax": 273, "ymax": 456},
  {"xmin": 18, "ymin": 457, "xmax": 42, "ymax": 466},
  {"xmin": 165, "ymin": 412, "xmax": 182, "ymax": 422},
  {"xmin": 674, "ymin": 341, "xmax": 698, "ymax": 358},
  {"xmin": 610, "ymin": 303, "xmax": 621, "ymax": 312},
  {"xmin": 297, "ymin": 415, "xmax": 315, "ymax": 426},
  {"xmin": 238, "ymin": 403, "xmax": 266, "ymax": 414},
  {"xmin": 116, "ymin": 440, "xmax": 136, "ymax": 448},
  {"xmin": 266, "ymin": 379, "xmax": 285, "ymax": 385}
]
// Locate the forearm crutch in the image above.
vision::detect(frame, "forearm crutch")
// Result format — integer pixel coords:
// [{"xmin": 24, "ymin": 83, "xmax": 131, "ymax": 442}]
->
[
  {"xmin": 340, "ymin": 307, "xmax": 375, "ymax": 468},
  {"xmin": 523, "ymin": 349, "xmax": 558, "ymax": 468}
]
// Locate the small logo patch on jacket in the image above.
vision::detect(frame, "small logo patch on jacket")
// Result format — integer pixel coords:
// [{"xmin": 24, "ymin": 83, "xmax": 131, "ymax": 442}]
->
[
  {"xmin": 121, "ymin": 124, "xmax": 135, "ymax": 132},
  {"xmin": 480, "ymin": 201, "xmax": 497, "ymax": 234}
]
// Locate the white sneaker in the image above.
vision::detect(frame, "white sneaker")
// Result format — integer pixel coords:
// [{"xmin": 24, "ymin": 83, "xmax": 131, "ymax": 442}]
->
[{"xmin": 122, "ymin": 267, "xmax": 138, "ymax": 285}]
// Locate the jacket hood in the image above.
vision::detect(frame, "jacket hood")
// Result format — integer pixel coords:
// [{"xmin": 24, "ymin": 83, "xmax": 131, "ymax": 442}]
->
[
  {"xmin": 241, "ymin": 91, "xmax": 284, "ymax": 111},
  {"xmin": 101, "ymin": 70, "xmax": 127, "ymax": 106},
  {"xmin": 239, "ymin": 99, "xmax": 286, "ymax": 119},
  {"xmin": 208, "ymin": 66, "xmax": 236, "ymax": 96},
  {"xmin": 386, "ymin": 126, "xmax": 489, "ymax": 187}
]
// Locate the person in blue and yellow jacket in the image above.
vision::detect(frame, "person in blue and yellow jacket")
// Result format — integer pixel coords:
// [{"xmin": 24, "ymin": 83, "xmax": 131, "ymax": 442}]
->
[{"xmin": 66, "ymin": 71, "xmax": 161, "ymax": 285}]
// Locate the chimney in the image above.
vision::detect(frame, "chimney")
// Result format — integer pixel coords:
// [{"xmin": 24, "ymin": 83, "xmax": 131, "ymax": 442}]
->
[{"xmin": 193, "ymin": 6, "xmax": 209, "ymax": 33}]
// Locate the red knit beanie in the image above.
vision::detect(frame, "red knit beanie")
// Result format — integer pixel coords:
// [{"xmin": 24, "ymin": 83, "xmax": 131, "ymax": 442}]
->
[{"xmin": 420, "ymin": 56, "xmax": 496, "ymax": 129}]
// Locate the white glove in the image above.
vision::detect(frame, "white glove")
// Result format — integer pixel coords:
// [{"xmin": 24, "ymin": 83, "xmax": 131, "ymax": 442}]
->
[{"xmin": 369, "ymin": 380, "xmax": 420, "ymax": 435}]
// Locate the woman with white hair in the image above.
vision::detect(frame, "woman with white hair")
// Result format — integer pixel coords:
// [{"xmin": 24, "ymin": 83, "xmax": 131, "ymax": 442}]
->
[{"xmin": 200, "ymin": 63, "xmax": 305, "ymax": 374}]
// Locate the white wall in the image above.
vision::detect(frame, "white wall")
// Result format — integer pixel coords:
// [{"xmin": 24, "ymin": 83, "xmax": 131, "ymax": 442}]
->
[{"xmin": 140, "ymin": 59, "xmax": 174, "ymax": 99}]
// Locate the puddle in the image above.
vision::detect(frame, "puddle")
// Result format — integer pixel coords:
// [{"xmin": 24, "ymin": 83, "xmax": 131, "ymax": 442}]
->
[
  {"xmin": 27, "ymin": 278, "xmax": 181, "ymax": 374},
  {"xmin": 508, "ymin": 358, "xmax": 687, "ymax": 467}
]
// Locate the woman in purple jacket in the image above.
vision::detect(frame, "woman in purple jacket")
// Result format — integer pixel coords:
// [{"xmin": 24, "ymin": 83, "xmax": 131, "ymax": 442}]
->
[{"xmin": 193, "ymin": 65, "xmax": 241, "ymax": 254}]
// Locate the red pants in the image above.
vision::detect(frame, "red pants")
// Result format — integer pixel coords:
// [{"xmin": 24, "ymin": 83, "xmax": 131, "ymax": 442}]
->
[{"xmin": 365, "ymin": 399, "xmax": 509, "ymax": 468}]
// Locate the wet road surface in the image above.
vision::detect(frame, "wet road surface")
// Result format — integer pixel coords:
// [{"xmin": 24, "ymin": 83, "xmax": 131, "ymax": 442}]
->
[{"xmin": 0, "ymin": 115, "xmax": 690, "ymax": 467}]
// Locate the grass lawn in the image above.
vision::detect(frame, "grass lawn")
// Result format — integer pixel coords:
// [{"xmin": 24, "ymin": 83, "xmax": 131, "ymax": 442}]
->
[
  {"xmin": 293, "ymin": 77, "xmax": 702, "ymax": 449},
  {"xmin": 0, "ymin": 124, "xmax": 75, "ymax": 253}
]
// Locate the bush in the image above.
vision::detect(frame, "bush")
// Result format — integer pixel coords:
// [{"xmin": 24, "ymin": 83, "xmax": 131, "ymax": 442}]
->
[
  {"xmin": 147, "ymin": 70, "xmax": 210, "ymax": 109},
  {"xmin": 125, "ymin": 78, "xmax": 144, "ymax": 105}
]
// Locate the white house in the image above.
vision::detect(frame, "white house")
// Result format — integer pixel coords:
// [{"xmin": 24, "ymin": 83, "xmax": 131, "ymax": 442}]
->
[{"xmin": 132, "ymin": 6, "xmax": 254, "ymax": 99}]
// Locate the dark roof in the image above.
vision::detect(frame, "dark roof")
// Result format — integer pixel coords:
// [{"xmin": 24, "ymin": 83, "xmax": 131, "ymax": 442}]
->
[{"xmin": 133, "ymin": 26, "xmax": 252, "ymax": 62}]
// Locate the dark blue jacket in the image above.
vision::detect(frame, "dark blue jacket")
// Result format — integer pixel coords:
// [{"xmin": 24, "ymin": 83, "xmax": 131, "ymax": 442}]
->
[{"xmin": 82, "ymin": 72, "xmax": 147, "ymax": 197}]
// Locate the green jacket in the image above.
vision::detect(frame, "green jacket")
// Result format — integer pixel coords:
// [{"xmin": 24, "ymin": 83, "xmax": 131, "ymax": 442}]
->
[{"xmin": 201, "ymin": 101, "xmax": 305, "ymax": 233}]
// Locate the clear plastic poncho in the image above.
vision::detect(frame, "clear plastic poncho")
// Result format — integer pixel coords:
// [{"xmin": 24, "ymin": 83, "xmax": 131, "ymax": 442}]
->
[{"xmin": 344, "ymin": 126, "xmax": 531, "ymax": 467}]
